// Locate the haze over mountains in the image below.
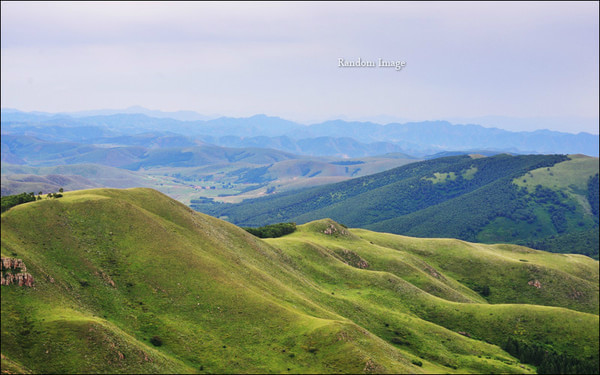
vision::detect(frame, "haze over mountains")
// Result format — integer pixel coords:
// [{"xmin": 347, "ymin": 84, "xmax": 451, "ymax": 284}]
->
[{"xmin": 2, "ymin": 108, "xmax": 598, "ymax": 157}]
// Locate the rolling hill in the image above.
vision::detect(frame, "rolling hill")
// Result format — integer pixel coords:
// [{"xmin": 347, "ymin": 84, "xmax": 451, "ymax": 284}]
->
[
  {"xmin": 202, "ymin": 154, "xmax": 599, "ymax": 258},
  {"xmin": 1, "ymin": 188, "xmax": 598, "ymax": 374},
  {"xmin": 1, "ymin": 134, "xmax": 418, "ymax": 205},
  {"xmin": 0, "ymin": 134, "xmax": 301, "ymax": 169}
]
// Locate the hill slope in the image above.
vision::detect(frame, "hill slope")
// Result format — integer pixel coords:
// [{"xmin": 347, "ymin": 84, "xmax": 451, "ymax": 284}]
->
[
  {"xmin": 204, "ymin": 154, "xmax": 599, "ymax": 258},
  {"xmin": 1, "ymin": 188, "xmax": 598, "ymax": 374}
]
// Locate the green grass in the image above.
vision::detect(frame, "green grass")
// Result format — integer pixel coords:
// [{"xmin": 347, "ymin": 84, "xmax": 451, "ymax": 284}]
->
[
  {"xmin": 513, "ymin": 155, "xmax": 599, "ymax": 195},
  {"xmin": 424, "ymin": 171, "xmax": 457, "ymax": 184},
  {"xmin": 1, "ymin": 189, "xmax": 598, "ymax": 374}
]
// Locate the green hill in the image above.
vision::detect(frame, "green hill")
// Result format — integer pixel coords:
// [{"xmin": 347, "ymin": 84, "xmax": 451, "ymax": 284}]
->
[
  {"xmin": 203, "ymin": 154, "xmax": 599, "ymax": 258},
  {"xmin": 1, "ymin": 188, "xmax": 598, "ymax": 374}
]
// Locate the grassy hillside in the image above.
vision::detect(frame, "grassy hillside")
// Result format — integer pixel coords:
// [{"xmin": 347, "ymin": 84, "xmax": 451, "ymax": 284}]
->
[
  {"xmin": 204, "ymin": 154, "xmax": 599, "ymax": 257},
  {"xmin": 1, "ymin": 188, "xmax": 598, "ymax": 374}
]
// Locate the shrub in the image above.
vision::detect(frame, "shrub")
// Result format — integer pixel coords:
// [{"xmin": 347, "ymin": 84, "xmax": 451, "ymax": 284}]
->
[
  {"xmin": 391, "ymin": 337, "xmax": 410, "ymax": 345},
  {"xmin": 150, "ymin": 335, "xmax": 163, "ymax": 346},
  {"xmin": 503, "ymin": 336, "xmax": 598, "ymax": 374},
  {"xmin": 411, "ymin": 359, "xmax": 423, "ymax": 367},
  {"xmin": 243, "ymin": 222, "xmax": 296, "ymax": 238},
  {"xmin": 471, "ymin": 284, "xmax": 491, "ymax": 297}
]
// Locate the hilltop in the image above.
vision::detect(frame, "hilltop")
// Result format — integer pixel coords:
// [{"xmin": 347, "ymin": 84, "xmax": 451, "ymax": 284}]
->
[{"xmin": 1, "ymin": 188, "xmax": 598, "ymax": 374}]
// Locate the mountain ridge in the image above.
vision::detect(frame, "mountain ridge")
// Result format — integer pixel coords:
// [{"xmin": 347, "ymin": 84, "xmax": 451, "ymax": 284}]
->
[{"xmin": 3, "ymin": 108, "xmax": 598, "ymax": 156}]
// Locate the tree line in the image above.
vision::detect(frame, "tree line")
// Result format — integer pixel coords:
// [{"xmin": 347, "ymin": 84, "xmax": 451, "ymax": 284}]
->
[
  {"xmin": 243, "ymin": 222, "xmax": 296, "ymax": 238},
  {"xmin": 1, "ymin": 189, "xmax": 64, "ymax": 213},
  {"xmin": 503, "ymin": 336, "xmax": 599, "ymax": 374}
]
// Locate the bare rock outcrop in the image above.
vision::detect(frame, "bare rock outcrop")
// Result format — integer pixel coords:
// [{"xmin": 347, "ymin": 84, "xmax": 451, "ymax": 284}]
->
[
  {"xmin": 528, "ymin": 279, "xmax": 542, "ymax": 289},
  {"xmin": 323, "ymin": 223, "xmax": 349, "ymax": 236},
  {"xmin": 363, "ymin": 359, "xmax": 385, "ymax": 373},
  {"xmin": 336, "ymin": 249, "xmax": 370, "ymax": 269},
  {"xmin": 2, "ymin": 257, "xmax": 26, "ymax": 272},
  {"xmin": 425, "ymin": 265, "xmax": 445, "ymax": 279},
  {"xmin": 1, "ymin": 257, "xmax": 35, "ymax": 287}
]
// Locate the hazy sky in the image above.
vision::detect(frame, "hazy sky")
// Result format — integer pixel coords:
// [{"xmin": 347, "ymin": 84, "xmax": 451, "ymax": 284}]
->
[{"xmin": 1, "ymin": 2, "xmax": 598, "ymax": 133}]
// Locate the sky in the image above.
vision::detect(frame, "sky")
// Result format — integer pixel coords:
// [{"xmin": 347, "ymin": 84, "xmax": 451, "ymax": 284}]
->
[{"xmin": 1, "ymin": 1, "xmax": 598, "ymax": 134}]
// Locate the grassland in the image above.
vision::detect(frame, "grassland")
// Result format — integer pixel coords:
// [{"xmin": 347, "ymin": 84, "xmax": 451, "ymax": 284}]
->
[
  {"xmin": 513, "ymin": 154, "xmax": 599, "ymax": 220},
  {"xmin": 1, "ymin": 188, "xmax": 598, "ymax": 374},
  {"xmin": 513, "ymin": 155, "xmax": 599, "ymax": 194}
]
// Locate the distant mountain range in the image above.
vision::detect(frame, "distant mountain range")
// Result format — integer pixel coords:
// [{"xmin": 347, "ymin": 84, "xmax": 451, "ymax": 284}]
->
[
  {"xmin": 0, "ymin": 106, "xmax": 217, "ymax": 122},
  {"xmin": 2, "ymin": 108, "xmax": 598, "ymax": 157}
]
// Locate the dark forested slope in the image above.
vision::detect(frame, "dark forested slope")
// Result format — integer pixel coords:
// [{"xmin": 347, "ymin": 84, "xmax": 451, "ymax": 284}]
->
[{"xmin": 202, "ymin": 154, "xmax": 599, "ymax": 257}]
